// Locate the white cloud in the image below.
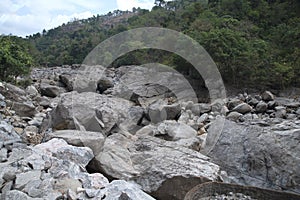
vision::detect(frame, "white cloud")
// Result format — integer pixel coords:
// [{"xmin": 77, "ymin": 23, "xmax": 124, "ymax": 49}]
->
[
  {"xmin": 0, "ymin": 0, "xmax": 116, "ymax": 37},
  {"xmin": 116, "ymin": 0, "xmax": 154, "ymax": 11}
]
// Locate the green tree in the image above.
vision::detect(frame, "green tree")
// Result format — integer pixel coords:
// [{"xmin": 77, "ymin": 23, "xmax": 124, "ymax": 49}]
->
[{"xmin": 0, "ymin": 36, "xmax": 33, "ymax": 82}]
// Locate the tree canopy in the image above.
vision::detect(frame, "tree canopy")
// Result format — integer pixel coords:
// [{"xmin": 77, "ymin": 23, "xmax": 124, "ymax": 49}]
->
[{"xmin": 0, "ymin": 36, "xmax": 34, "ymax": 82}]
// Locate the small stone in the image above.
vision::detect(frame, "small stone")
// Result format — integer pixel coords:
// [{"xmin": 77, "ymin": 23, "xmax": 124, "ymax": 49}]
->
[
  {"xmin": 275, "ymin": 106, "xmax": 287, "ymax": 118},
  {"xmin": 256, "ymin": 101, "xmax": 268, "ymax": 113},
  {"xmin": 262, "ymin": 91, "xmax": 275, "ymax": 101},
  {"xmin": 40, "ymin": 83, "xmax": 61, "ymax": 98},
  {"xmin": 24, "ymin": 125, "xmax": 38, "ymax": 134},
  {"xmin": 67, "ymin": 189, "xmax": 78, "ymax": 200},
  {"xmin": 198, "ymin": 127, "xmax": 206, "ymax": 135},
  {"xmin": 14, "ymin": 127, "xmax": 24, "ymax": 135},
  {"xmin": 227, "ymin": 112, "xmax": 243, "ymax": 121},
  {"xmin": 53, "ymin": 178, "xmax": 82, "ymax": 193},
  {"xmin": 244, "ymin": 113, "xmax": 253, "ymax": 120},
  {"xmin": 252, "ymin": 114, "xmax": 259, "ymax": 119},
  {"xmin": 26, "ymin": 85, "xmax": 39, "ymax": 97},
  {"xmin": 227, "ymin": 98, "xmax": 242, "ymax": 110},
  {"xmin": 197, "ymin": 113, "xmax": 208, "ymax": 124},
  {"xmin": 2, "ymin": 171, "xmax": 16, "ymax": 182},
  {"xmin": 0, "ymin": 148, "xmax": 8, "ymax": 162},
  {"xmin": 220, "ymin": 105, "xmax": 229, "ymax": 115},
  {"xmin": 82, "ymin": 173, "xmax": 109, "ymax": 189},
  {"xmin": 286, "ymin": 114, "xmax": 297, "ymax": 119},
  {"xmin": 268, "ymin": 100, "xmax": 277, "ymax": 109},
  {"xmin": 232, "ymin": 103, "xmax": 252, "ymax": 114},
  {"xmin": 248, "ymin": 98, "xmax": 259, "ymax": 106}
]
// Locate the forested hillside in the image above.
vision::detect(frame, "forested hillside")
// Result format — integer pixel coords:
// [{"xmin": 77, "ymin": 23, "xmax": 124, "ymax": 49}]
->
[{"xmin": 2, "ymin": 0, "xmax": 300, "ymax": 89}]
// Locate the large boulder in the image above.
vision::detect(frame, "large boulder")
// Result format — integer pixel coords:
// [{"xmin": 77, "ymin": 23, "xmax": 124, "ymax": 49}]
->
[
  {"xmin": 59, "ymin": 65, "xmax": 105, "ymax": 93},
  {"xmin": 111, "ymin": 65, "xmax": 198, "ymax": 106},
  {"xmin": 0, "ymin": 120, "xmax": 22, "ymax": 143},
  {"xmin": 45, "ymin": 130, "xmax": 105, "ymax": 155},
  {"xmin": 0, "ymin": 83, "xmax": 36, "ymax": 117},
  {"xmin": 136, "ymin": 120, "xmax": 202, "ymax": 150},
  {"xmin": 202, "ymin": 117, "xmax": 300, "ymax": 193},
  {"xmin": 93, "ymin": 133, "xmax": 222, "ymax": 200},
  {"xmin": 10, "ymin": 101, "xmax": 36, "ymax": 117},
  {"xmin": 0, "ymin": 83, "xmax": 27, "ymax": 102},
  {"xmin": 40, "ymin": 83, "xmax": 62, "ymax": 98},
  {"xmin": 48, "ymin": 92, "xmax": 139, "ymax": 134}
]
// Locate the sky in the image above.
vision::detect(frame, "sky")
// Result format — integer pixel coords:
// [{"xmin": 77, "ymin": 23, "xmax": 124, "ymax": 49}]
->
[{"xmin": 0, "ymin": 0, "xmax": 155, "ymax": 37}]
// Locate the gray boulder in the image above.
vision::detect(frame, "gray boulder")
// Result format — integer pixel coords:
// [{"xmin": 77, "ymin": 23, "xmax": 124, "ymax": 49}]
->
[
  {"xmin": 103, "ymin": 180, "xmax": 155, "ymax": 200},
  {"xmin": 94, "ymin": 133, "xmax": 222, "ymax": 200},
  {"xmin": 35, "ymin": 96, "xmax": 51, "ymax": 108},
  {"xmin": 227, "ymin": 98, "xmax": 243, "ymax": 110},
  {"xmin": 248, "ymin": 98, "xmax": 259, "ymax": 106},
  {"xmin": 190, "ymin": 103, "xmax": 211, "ymax": 115},
  {"xmin": 0, "ymin": 83, "xmax": 27, "ymax": 102},
  {"xmin": 0, "ymin": 83, "xmax": 36, "ymax": 117},
  {"xmin": 46, "ymin": 130, "xmax": 105, "ymax": 155},
  {"xmin": 148, "ymin": 99, "xmax": 181, "ymax": 123},
  {"xmin": 275, "ymin": 106, "xmax": 287, "ymax": 118},
  {"xmin": 256, "ymin": 101, "xmax": 268, "ymax": 113},
  {"xmin": 10, "ymin": 101, "xmax": 36, "ymax": 117},
  {"xmin": 26, "ymin": 85, "xmax": 39, "ymax": 98},
  {"xmin": 202, "ymin": 117, "xmax": 300, "ymax": 193},
  {"xmin": 59, "ymin": 65, "xmax": 105, "ymax": 93},
  {"xmin": 232, "ymin": 103, "xmax": 252, "ymax": 114},
  {"xmin": 137, "ymin": 120, "xmax": 197, "ymax": 141},
  {"xmin": 296, "ymin": 108, "xmax": 300, "ymax": 115},
  {"xmin": 49, "ymin": 92, "xmax": 136, "ymax": 134},
  {"xmin": 262, "ymin": 91, "xmax": 275, "ymax": 101},
  {"xmin": 226, "ymin": 111, "xmax": 243, "ymax": 121},
  {"xmin": 136, "ymin": 122, "xmax": 203, "ymax": 151},
  {"xmin": 0, "ymin": 120, "xmax": 22, "ymax": 143},
  {"xmin": 15, "ymin": 171, "xmax": 41, "ymax": 190},
  {"xmin": 112, "ymin": 65, "xmax": 197, "ymax": 106},
  {"xmin": 40, "ymin": 83, "xmax": 62, "ymax": 98},
  {"xmin": 97, "ymin": 77, "xmax": 114, "ymax": 94}
]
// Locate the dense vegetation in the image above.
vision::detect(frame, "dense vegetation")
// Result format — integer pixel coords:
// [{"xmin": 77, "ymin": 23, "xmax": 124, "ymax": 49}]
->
[
  {"xmin": 0, "ymin": 36, "xmax": 35, "ymax": 82},
  {"xmin": 1, "ymin": 0, "xmax": 299, "ymax": 89}
]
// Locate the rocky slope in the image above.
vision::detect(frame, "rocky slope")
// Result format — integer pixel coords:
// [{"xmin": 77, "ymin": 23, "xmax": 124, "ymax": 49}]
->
[{"xmin": 0, "ymin": 64, "xmax": 299, "ymax": 199}]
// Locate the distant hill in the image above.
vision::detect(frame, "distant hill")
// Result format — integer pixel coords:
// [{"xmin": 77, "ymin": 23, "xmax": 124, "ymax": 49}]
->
[
  {"xmin": 3, "ymin": 0, "xmax": 300, "ymax": 89},
  {"xmin": 27, "ymin": 9, "xmax": 145, "ymax": 66}
]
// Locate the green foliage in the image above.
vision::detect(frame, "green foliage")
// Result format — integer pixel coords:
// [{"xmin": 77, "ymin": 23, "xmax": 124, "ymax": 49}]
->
[
  {"xmin": 0, "ymin": 36, "xmax": 33, "ymax": 82},
  {"xmin": 23, "ymin": 0, "xmax": 300, "ymax": 89}
]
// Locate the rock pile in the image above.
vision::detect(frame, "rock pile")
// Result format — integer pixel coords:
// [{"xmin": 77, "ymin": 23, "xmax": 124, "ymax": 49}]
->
[{"xmin": 0, "ymin": 65, "xmax": 299, "ymax": 199}]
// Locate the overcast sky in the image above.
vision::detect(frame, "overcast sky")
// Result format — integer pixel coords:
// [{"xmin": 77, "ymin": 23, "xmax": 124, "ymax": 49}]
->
[{"xmin": 0, "ymin": 0, "xmax": 155, "ymax": 37}]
